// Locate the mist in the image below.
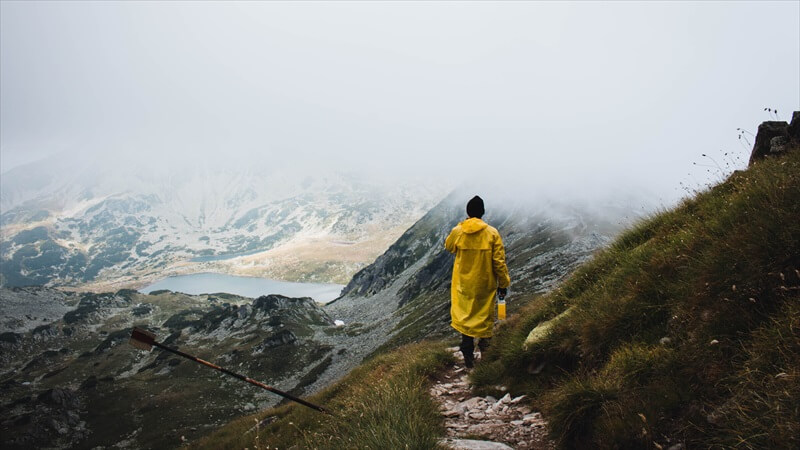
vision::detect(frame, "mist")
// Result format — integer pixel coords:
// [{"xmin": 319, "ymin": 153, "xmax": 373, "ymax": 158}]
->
[{"xmin": 1, "ymin": 1, "xmax": 798, "ymax": 206}]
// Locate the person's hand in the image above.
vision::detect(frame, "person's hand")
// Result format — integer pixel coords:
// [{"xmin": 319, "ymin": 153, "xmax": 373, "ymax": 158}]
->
[{"xmin": 497, "ymin": 287, "xmax": 507, "ymax": 299}]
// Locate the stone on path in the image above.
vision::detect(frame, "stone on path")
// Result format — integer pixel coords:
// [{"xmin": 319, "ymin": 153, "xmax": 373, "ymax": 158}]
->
[
  {"xmin": 431, "ymin": 353, "xmax": 555, "ymax": 449},
  {"xmin": 439, "ymin": 438, "xmax": 515, "ymax": 450}
]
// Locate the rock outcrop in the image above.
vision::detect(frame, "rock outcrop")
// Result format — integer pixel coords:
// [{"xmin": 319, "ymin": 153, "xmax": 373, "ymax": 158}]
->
[{"xmin": 749, "ymin": 111, "xmax": 800, "ymax": 165}]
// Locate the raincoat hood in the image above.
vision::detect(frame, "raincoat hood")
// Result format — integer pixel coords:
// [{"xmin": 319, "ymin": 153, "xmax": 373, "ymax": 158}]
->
[{"xmin": 460, "ymin": 217, "xmax": 488, "ymax": 234}]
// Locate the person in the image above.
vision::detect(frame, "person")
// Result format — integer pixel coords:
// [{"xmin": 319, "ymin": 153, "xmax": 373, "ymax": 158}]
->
[{"xmin": 445, "ymin": 195, "xmax": 511, "ymax": 368}]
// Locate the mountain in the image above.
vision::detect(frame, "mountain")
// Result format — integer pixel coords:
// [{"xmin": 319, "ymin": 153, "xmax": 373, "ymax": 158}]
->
[
  {"xmin": 0, "ymin": 144, "xmax": 656, "ymax": 449},
  {"xmin": 0, "ymin": 188, "xmax": 640, "ymax": 449},
  {"xmin": 0, "ymin": 154, "xmax": 446, "ymax": 289},
  {"xmin": 0, "ymin": 286, "xmax": 350, "ymax": 449},
  {"xmin": 191, "ymin": 113, "xmax": 800, "ymax": 450}
]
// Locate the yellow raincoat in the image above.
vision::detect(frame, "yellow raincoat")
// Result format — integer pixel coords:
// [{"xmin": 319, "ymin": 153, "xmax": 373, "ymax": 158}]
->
[{"xmin": 445, "ymin": 217, "xmax": 510, "ymax": 338}]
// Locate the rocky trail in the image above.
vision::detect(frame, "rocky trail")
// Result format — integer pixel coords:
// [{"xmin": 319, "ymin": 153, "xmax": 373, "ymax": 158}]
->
[{"xmin": 432, "ymin": 348, "xmax": 554, "ymax": 450}]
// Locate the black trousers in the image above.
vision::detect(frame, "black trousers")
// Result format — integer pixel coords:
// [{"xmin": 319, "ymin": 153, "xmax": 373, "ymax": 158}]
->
[{"xmin": 460, "ymin": 333, "xmax": 490, "ymax": 357}]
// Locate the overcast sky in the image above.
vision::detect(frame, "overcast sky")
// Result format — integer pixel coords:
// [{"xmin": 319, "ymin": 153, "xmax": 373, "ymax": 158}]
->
[{"xmin": 1, "ymin": 1, "xmax": 798, "ymax": 203}]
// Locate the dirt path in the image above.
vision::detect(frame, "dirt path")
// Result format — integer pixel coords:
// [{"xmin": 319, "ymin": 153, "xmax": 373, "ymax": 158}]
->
[{"xmin": 431, "ymin": 347, "xmax": 555, "ymax": 450}]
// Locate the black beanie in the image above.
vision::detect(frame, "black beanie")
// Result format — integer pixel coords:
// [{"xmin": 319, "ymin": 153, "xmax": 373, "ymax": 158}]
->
[{"xmin": 466, "ymin": 195, "xmax": 485, "ymax": 218}]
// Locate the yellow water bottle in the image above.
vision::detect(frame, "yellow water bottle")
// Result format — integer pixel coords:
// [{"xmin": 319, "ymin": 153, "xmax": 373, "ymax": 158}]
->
[{"xmin": 498, "ymin": 292, "xmax": 507, "ymax": 321}]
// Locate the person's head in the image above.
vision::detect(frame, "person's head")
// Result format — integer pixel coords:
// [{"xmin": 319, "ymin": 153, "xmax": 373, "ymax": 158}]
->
[{"xmin": 466, "ymin": 195, "xmax": 485, "ymax": 219}]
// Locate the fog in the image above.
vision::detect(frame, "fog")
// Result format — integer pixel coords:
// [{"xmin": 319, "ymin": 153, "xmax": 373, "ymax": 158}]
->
[{"xmin": 1, "ymin": 1, "xmax": 798, "ymax": 205}]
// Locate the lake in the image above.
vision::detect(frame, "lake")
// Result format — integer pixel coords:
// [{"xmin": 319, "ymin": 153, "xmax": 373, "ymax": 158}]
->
[
  {"xmin": 139, "ymin": 273, "xmax": 344, "ymax": 304},
  {"xmin": 189, "ymin": 250, "xmax": 265, "ymax": 262}
]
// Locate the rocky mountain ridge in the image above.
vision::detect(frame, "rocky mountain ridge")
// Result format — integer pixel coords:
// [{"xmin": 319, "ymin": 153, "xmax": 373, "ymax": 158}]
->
[
  {"xmin": 0, "ymin": 286, "xmax": 354, "ymax": 449},
  {"xmin": 0, "ymin": 156, "xmax": 445, "ymax": 288}
]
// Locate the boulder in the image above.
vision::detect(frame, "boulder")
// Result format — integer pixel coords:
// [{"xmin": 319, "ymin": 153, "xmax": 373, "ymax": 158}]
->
[
  {"xmin": 749, "ymin": 120, "xmax": 790, "ymax": 165},
  {"xmin": 459, "ymin": 396, "xmax": 484, "ymax": 410},
  {"xmin": 523, "ymin": 307, "xmax": 573, "ymax": 350},
  {"xmin": 439, "ymin": 438, "xmax": 514, "ymax": 450}
]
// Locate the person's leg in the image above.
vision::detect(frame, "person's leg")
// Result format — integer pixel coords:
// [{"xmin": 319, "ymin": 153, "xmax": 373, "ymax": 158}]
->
[
  {"xmin": 478, "ymin": 337, "xmax": 491, "ymax": 354},
  {"xmin": 459, "ymin": 334, "xmax": 475, "ymax": 368}
]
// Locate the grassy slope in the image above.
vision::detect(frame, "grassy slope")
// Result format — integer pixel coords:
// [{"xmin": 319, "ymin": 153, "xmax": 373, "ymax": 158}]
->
[
  {"xmin": 190, "ymin": 342, "xmax": 452, "ymax": 449},
  {"xmin": 193, "ymin": 149, "xmax": 798, "ymax": 450},
  {"xmin": 472, "ymin": 148, "xmax": 800, "ymax": 448}
]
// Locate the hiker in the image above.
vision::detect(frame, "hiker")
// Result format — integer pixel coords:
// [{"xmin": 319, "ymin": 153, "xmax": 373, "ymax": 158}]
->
[{"xmin": 445, "ymin": 195, "xmax": 510, "ymax": 368}]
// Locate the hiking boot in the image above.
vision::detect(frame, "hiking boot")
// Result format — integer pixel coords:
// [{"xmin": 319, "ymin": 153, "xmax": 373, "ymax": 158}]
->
[
  {"xmin": 463, "ymin": 352, "xmax": 474, "ymax": 369},
  {"xmin": 460, "ymin": 334, "xmax": 476, "ymax": 368}
]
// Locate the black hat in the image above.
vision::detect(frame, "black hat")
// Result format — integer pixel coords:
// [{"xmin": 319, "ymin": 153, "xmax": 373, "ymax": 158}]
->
[{"xmin": 466, "ymin": 195, "xmax": 485, "ymax": 218}]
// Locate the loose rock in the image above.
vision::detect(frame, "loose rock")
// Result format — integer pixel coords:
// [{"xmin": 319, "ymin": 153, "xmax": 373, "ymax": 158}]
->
[
  {"xmin": 431, "ymin": 350, "xmax": 554, "ymax": 449},
  {"xmin": 510, "ymin": 395, "xmax": 527, "ymax": 404},
  {"xmin": 440, "ymin": 438, "xmax": 515, "ymax": 449}
]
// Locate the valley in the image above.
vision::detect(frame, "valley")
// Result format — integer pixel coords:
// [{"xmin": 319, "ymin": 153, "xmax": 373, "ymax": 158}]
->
[
  {"xmin": 0, "ymin": 187, "xmax": 633, "ymax": 448},
  {"xmin": 0, "ymin": 157, "xmax": 445, "ymax": 291}
]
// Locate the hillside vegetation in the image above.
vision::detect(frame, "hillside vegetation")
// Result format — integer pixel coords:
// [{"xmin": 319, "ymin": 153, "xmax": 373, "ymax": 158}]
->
[
  {"xmin": 190, "ymin": 342, "xmax": 451, "ymax": 449},
  {"xmin": 196, "ymin": 122, "xmax": 798, "ymax": 449},
  {"xmin": 472, "ymin": 146, "xmax": 800, "ymax": 448}
]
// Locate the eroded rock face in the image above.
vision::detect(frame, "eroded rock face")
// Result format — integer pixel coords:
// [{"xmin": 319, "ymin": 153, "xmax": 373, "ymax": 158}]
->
[
  {"xmin": 749, "ymin": 121, "xmax": 791, "ymax": 165},
  {"xmin": 255, "ymin": 330, "xmax": 297, "ymax": 352},
  {"xmin": 3, "ymin": 388, "xmax": 88, "ymax": 449},
  {"xmin": 749, "ymin": 111, "xmax": 800, "ymax": 166},
  {"xmin": 789, "ymin": 111, "xmax": 800, "ymax": 141}
]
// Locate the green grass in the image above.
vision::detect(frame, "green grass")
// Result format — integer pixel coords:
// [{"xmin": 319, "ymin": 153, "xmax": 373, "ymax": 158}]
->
[
  {"xmin": 472, "ymin": 148, "xmax": 800, "ymax": 449},
  {"xmin": 190, "ymin": 341, "xmax": 453, "ymax": 449}
]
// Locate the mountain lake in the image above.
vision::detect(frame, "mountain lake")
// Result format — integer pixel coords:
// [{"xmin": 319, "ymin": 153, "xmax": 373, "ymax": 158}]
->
[
  {"xmin": 139, "ymin": 273, "xmax": 344, "ymax": 304},
  {"xmin": 189, "ymin": 250, "xmax": 266, "ymax": 262}
]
